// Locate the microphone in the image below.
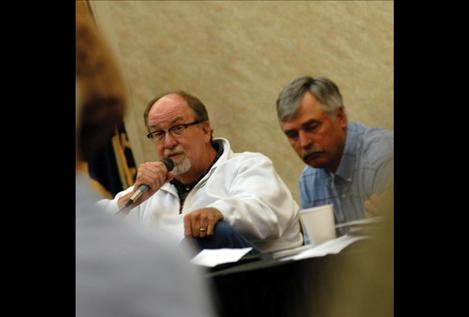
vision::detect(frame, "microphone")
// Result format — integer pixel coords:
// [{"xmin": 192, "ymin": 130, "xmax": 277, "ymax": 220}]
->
[{"xmin": 118, "ymin": 158, "xmax": 174, "ymax": 214}]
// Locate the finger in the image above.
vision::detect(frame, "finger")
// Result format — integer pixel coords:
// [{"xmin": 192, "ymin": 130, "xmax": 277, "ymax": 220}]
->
[
  {"xmin": 190, "ymin": 213, "xmax": 200, "ymax": 238},
  {"xmin": 364, "ymin": 199, "xmax": 377, "ymax": 217},
  {"xmin": 364, "ymin": 199, "xmax": 372, "ymax": 212},
  {"xmin": 208, "ymin": 208, "xmax": 223, "ymax": 235},
  {"xmin": 198, "ymin": 227, "xmax": 207, "ymax": 238},
  {"xmin": 152, "ymin": 171, "xmax": 166, "ymax": 189},
  {"xmin": 145, "ymin": 163, "xmax": 164, "ymax": 183},
  {"xmin": 206, "ymin": 218, "xmax": 217, "ymax": 236},
  {"xmin": 135, "ymin": 170, "xmax": 154, "ymax": 189},
  {"xmin": 139, "ymin": 165, "xmax": 168, "ymax": 191},
  {"xmin": 183, "ymin": 215, "xmax": 192, "ymax": 236},
  {"xmin": 198, "ymin": 214, "xmax": 209, "ymax": 238},
  {"xmin": 370, "ymin": 193, "xmax": 382, "ymax": 204}
]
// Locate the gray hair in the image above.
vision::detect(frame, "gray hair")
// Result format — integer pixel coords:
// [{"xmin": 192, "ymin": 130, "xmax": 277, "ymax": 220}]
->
[{"xmin": 276, "ymin": 76, "xmax": 344, "ymax": 122}]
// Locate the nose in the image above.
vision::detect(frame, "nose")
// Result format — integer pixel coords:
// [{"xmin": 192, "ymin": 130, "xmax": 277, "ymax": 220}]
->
[
  {"xmin": 298, "ymin": 129, "xmax": 312, "ymax": 149},
  {"xmin": 162, "ymin": 131, "xmax": 178, "ymax": 149}
]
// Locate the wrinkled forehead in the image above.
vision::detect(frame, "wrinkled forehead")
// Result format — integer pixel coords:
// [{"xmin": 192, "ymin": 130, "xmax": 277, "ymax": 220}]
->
[
  {"xmin": 148, "ymin": 94, "xmax": 195, "ymax": 128},
  {"xmin": 282, "ymin": 96, "xmax": 327, "ymax": 125}
]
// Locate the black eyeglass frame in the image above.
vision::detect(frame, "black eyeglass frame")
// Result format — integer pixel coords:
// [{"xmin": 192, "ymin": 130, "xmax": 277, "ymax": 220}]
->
[{"xmin": 146, "ymin": 120, "xmax": 201, "ymax": 141}]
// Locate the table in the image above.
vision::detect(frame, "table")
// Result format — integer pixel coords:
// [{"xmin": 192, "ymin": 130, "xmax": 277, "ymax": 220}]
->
[{"xmin": 204, "ymin": 239, "xmax": 381, "ymax": 317}]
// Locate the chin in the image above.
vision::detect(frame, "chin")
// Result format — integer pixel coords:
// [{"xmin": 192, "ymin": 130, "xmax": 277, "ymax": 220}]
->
[
  {"xmin": 304, "ymin": 157, "xmax": 327, "ymax": 169},
  {"xmin": 173, "ymin": 158, "xmax": 192, "ymax": 175}
]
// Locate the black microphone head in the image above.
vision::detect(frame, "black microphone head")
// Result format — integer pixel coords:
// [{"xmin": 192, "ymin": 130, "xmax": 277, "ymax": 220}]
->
[{"xmin": 162, "ymin": 157, "xmax": 175, "ymax": 171}]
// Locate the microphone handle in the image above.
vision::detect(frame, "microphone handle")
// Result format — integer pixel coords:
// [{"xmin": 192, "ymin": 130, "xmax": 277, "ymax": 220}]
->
[
  {"xmin": 119, "ymin": 184, "xmax": 149, "ymax": 213},
  {"xmin": 129, "ymin": 184, "xmax": 150, "ymax": 203}
]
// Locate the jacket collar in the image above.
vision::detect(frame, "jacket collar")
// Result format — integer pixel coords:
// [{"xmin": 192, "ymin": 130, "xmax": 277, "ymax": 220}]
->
[{"xmin": 160, "ymin": 138, "xmax": 232, "ymax": 195}]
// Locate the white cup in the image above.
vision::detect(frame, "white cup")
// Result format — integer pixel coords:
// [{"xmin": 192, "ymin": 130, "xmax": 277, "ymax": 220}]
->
[{"xmin": 300, "ymin": 204, "xmax": 336, "ymax": 246}]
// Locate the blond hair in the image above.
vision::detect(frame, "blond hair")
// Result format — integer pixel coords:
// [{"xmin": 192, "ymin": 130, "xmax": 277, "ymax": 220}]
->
[{"xmin": 76, "ymin": 1, "xmax": 126, "ymax": 162}]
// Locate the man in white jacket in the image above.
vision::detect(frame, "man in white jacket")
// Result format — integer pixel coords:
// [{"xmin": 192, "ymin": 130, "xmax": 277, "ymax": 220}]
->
[{"xmin": 99, "ymin": 91, "xmax": 303, "ymax": 253}]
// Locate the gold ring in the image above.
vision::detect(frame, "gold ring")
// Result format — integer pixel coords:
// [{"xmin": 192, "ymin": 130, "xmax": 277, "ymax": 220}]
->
[{"xmin": 199, "ymin": 227, "xmax": 207, "ymax": 232}]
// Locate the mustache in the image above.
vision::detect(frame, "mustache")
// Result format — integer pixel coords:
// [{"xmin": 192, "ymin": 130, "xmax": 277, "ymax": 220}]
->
[
  {"xmin": 302, "ymin": 148, "xmax": 324, "ymax": 160},
  {"xmin": 164, "ymin": 145, "xmax": 185, "ymax": 157}
]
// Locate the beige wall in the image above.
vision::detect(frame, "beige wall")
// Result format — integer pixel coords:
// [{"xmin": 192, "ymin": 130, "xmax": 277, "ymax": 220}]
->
[{"xmin": 89, "ymin": 0, "xmax": 393, "ymax": 203}]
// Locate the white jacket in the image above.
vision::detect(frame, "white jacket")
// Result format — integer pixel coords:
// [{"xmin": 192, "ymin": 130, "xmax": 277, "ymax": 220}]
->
[{"xmin": 99, "ymin": 138, "xmax": 303, "ymax": 252}]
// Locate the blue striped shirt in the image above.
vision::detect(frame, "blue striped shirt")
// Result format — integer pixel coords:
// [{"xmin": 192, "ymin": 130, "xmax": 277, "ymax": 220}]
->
[{"xmin": 300, "ymin": 122, "xmax": 393, "ymax": 239}]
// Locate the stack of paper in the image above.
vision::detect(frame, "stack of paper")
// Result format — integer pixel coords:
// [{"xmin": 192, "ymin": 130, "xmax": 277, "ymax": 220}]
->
[
  {"xmin": 335, "ymin": 216, "xmax": 383, "ymax": 235},
  {"xmin": 190, "ymin": 248, "xmax": 253, "ymax": 267},
  {"xmin": 279, "ymin": 234, "xmax": 369, "ymax": 261},
  {"xmin": 334, "ymin": 216, "xmax": 383, "ymax": 229}
]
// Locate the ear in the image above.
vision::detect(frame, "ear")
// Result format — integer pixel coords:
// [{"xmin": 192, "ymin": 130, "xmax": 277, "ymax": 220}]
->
[
  {"xmin": 201, "ymin": 121, "xmax": 212, "ymax": 142},
  {"xmin": 335, "ymin": 107, "xmax": 347, "ymax": 129}
]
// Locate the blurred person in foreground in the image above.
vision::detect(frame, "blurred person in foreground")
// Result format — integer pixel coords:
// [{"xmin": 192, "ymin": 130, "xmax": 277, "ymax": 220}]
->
[
  {"xmin": 76, "ymin": 2, "xmax": 215, "ymax": 316},
  {"xmin": 276, "ymin": 75, "xmax": 393, "ymax": 243},
  {"xmin": 99, "ymin": 90, "xmax": 303, "ymax": 254},
  {"xmin": 304, "ymin": 185, "xmax": 393, "ymax": 317}
]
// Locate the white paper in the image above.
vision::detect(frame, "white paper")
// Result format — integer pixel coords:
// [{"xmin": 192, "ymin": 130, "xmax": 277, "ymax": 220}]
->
[
  {"xmin": 279, "ymin": 234, "xmax": 369, "ymax": 261},
  {"xmin": 271, "ymin": 245, "xmax": 314, "ymax": 260},
  {"xmin": 334, "ymin": 216, "xmax": 383, "ymax": 229},
  {"xmin": 190, "ymin": 247, "xmax": 253, "ymax": 267}
]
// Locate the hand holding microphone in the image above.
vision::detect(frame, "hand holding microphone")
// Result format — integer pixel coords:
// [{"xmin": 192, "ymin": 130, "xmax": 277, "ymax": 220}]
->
[{"xmin": 118, "ymin": 158, "xmax": 175, "ymax": 214}]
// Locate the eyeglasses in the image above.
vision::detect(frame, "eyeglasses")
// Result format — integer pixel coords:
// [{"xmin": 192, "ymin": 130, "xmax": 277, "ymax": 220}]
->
[{"xmin": 146, "ymin": 120, "xmax": 201, "ymax": 143}]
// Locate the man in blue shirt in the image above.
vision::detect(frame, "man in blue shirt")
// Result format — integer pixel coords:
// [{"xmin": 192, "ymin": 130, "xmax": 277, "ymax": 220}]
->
[{"xmin": 276, "ymin": 75, "xmax": 393, "ymax": 241}]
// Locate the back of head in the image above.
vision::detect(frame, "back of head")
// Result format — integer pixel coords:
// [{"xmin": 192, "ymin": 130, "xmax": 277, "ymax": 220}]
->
[
  {"xmin": 276, "ymin": 75, "xmax": 344, "ymax": 122},
  {"xmin": 75, "ymin": 7, "xmax": 216, "ymax": 317},
  {"xmin": 76, "ymin": 1, "xmax": 126, "ymax": 162}
]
